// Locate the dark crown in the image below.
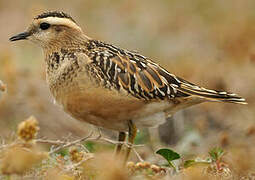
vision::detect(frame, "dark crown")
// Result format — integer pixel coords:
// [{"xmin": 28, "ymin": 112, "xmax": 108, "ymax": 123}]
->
[{"xmin": 35, "ymin": 11, "xmax": 76, "ymax": 23}]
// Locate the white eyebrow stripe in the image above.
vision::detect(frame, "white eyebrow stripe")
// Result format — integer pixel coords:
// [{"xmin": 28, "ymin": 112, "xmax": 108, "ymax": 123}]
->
[{"xmin": 40, "ymin": 17, "xmax": 81, "ymax": 30}]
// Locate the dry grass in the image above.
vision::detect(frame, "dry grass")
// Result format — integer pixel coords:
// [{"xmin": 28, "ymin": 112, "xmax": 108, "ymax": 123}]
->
[{"xmin": 0, "ymin": 118, "xmax": 254, "ymax": 179}]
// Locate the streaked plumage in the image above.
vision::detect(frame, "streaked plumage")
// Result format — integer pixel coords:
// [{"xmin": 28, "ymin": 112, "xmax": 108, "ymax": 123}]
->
[
  {"xmin": 83, "ymin": 40, "xmax": 246, "ymax": 103},
  {"xmin": 10, "ymin": 11, "xmax": 247, "ymax": 161}
]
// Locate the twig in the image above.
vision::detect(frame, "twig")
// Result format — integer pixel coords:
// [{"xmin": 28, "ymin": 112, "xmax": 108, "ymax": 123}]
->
[
  {"xmin": 49, "ymin": 131, "xmax": 94, "ymax": 155},
  {"xmin": 95, "ymin": 127, "xmax": 102, "ymax": 140},
  {"xmin": 66, "ymin": 153, "xmax": 94, "ymax": 171},
  {"xmin": 36, "ymin": 139, "xmax": 67, "ymax": 145},
  {"xmin": 133, "ymin": 148, "xmax": 144, "ymax": 162},
  {"xmin": 37, "ymin": 135, "xmax": 143, "ymax": 148},
  {"xmin": 95, "ymin": 137, "xmax": 144, "ymax": 148},
  {"xmin": 63, "ymin": 133, "xmax": 73, "ymax": 142},
  {"xmin": 77, "ymin": 143, "xmax": 90, "ymax": 153},
  {"xmin": 36, "ymin": 131, "xmax": 144, "ymax": 159}
]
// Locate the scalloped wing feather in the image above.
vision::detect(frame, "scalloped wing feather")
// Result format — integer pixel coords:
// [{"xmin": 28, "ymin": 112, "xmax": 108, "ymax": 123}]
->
[{"xmin": 85, "ymin": 40, "xmax": 247, "ymax": 104}]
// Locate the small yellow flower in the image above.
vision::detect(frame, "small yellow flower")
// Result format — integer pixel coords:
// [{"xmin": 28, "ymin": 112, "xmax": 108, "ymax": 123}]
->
[
  {"xmin": 69, "ymin": 146, "xmax": 84, "ymax": 163},
  {"xmin": 126, "ymin": 161, "xmax": 135, "ymax": 170},
  {"xmin": 0, "ymin": 143, "xmax": 48, "ymax": 175},
  {"xmin": 150, "ymin": 164, "xmax": 161, "ymax": 173},
  {"xmin": 135, "ymin": 161, "xmax": 151, "ymax": 170},
  {"xmin": 17, "ymin": 116, "xmax": 39, "ymax": 142}
]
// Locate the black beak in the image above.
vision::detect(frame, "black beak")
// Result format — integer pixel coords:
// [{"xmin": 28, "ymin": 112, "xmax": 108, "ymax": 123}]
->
[{"xmin": 9, "ymin": 31, "xmax": 30, "ymax": 41}]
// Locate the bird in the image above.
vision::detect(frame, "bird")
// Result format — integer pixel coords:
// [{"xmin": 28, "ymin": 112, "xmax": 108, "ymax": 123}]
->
[{"xmin": 9, "ymin": 11, "xmax": 246, "ymax": 162}]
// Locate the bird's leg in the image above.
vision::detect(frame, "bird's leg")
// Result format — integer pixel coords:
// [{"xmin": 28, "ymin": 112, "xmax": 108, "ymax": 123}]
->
[
  {"xmin": 124, "ymin": 120, "xmax": 137, "ymax": 163},
  {"xmin": 115, "ymin": 131, "xmax": 126, "ymax": 155}
]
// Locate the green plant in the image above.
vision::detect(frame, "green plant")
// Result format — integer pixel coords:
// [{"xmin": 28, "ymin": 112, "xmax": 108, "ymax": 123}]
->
[{"xmin": 156, "ymin": 148, "xmax": 180, "ymax": 171}]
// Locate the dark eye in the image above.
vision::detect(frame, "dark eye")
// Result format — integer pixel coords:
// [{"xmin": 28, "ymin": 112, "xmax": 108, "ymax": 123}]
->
[{"xmin": 40, "ymin": 22, "xmax": 50, "ymax": 30}]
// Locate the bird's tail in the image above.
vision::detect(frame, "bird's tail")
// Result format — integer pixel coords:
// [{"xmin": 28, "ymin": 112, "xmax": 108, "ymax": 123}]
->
[{"xmin": 177, "ymin": 79, "xmax": 247, "ymax": 105}]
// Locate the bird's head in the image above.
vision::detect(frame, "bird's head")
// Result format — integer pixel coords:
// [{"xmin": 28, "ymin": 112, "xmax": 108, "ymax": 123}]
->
[{"xmin": 9, "ymin": 11, "xmax": 89, "ymax": 49}]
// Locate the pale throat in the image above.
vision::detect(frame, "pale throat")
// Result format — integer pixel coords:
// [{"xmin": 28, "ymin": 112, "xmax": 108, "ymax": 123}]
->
[{"xmin": 43, "ymin": 32, "xmax": 89, "ymax": 53}]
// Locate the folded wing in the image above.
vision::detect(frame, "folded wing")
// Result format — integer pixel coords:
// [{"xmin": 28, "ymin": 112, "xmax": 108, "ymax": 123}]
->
[{"xmin": 86, "ymin": 40, "xmax": 247, "ymax": 104}]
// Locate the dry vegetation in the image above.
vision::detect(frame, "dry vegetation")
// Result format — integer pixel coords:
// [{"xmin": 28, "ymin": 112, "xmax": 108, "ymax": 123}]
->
[
  {"xmin": 0, "ymin": 117, "xmax": 254, "ymax": 179},
  {"xmin": 0, "ymin": 0, "xmax": 255, "ymax": 179}
]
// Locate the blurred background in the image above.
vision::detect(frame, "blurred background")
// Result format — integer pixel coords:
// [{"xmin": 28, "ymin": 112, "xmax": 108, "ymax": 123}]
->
[{"xmin": 0, "ymin": 0, "xmax": 254, "ymax": 169}]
